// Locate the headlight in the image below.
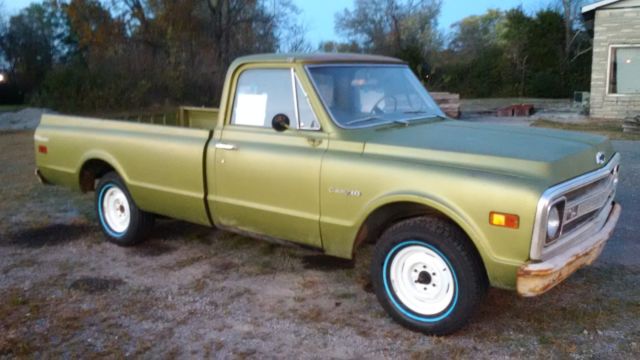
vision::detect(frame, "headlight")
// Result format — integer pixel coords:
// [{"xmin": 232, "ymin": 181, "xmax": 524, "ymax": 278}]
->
[{"xmin": 546, "ymin": 201, "xmax": 564, "ymax": 243}]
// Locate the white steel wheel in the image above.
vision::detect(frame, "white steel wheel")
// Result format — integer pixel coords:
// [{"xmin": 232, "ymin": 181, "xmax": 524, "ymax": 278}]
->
[
  {"xmin": 388, "ymin": 244, "xmax": 456, "ymax": 316},
  {"xmin": 95, "ymin": 172, "xmax": 154, "ymax": 246},
  {"xmin": 373, "ymin": 217, "xmax": 488, "ymax": 335},
  {"xmin": 101, "ymin": 185, "xmax": 131, "ymax": 235}
]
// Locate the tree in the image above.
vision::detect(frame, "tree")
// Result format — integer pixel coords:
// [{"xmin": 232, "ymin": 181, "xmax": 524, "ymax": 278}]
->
[
  {"xmin": 318, "ymin": 40, "xmax": 362, "ymax": 53},
  {"xmin": 501, "ymin": 8, "xmax": 533, "ymax": 96},
  {"xmin": 449, "ymin": 9, "xmax": 504, "ymax": 57},
  {"xmin": 430, "ymin": 6, "xmax": 591, "ymax": 98},
  {"xmin": 3, "ymin": 0, "xmax": 309, "ymax": 111},
  {"xmin": 0, "ymin": 0, "xmax": 6, "ymax": 66},
  {"xmin": 335, "ymin": 0, "xmax": 442, "ymax": 63},
  {"xmin": 65, "ymin": 0, "xmax": 126, "ymax": 57},
  {"xmin": 204, "ymin": 0, "xmax": 304, "ymax": 71},
  {"xmin": 0, "ymin": 1, "xmax": 5, "ymax": 37},
  {"xmin": 560, "ymin": 0, "xmax": 589, "ymax": 54},
  {"xmin": 0, "ymin": 1, "xmax": 67, "ymax": 94},
  {"xmin": 279, "ymin": 22, "xmax": 311, "ymax": 53}
]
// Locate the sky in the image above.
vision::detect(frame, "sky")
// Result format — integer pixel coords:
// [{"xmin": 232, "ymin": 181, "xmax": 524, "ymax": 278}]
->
[
  {"xmin": 299, "ymin": 0, "xmax": 534, "ymax": 45},
  {"xmin": 4, "ymin": 0, "xmax": 556, "ymax": 46}
]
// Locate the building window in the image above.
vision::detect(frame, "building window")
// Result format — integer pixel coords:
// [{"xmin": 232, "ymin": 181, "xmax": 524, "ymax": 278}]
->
[{"xmin": 609, "ymin": 46, "xmax": 640, "ymax": 94}]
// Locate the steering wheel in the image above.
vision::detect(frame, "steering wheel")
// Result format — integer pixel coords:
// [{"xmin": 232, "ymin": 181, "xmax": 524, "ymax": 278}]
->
[{"xmin": 371, "ymin": 95, "xmax": 398, "ymax": 115}]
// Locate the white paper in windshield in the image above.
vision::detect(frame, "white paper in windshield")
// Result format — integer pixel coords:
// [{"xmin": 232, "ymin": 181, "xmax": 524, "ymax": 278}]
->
[{"xmin": 235, "ymin": 93, "xmax": 267, "ymax": 126}]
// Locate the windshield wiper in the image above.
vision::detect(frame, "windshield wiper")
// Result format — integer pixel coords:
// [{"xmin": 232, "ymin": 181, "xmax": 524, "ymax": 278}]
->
[
  {"xmin": 404, "ymin": 113, "xmax": 448, "ymax": 121},
  {"xmin": 345, "ymin": 115, "xmax": 384, "ymax": 126},
  {"xmin": 346, "ymin": 113, "xmax": 446, "ymax": 127},
  {"xmin": 393, "ymin": 119, "xmax": 409, "ymax": 126},
  {"xmin": 412, "ymin": 114, "xmax": 448, "ymax": 122},
  {"xmin": 376, "ymin": 115, "xmax": 447, "ymax": 130},
  {"xmin": 403, "ymin": 110, "xmax": 428, "ymax": 114}
]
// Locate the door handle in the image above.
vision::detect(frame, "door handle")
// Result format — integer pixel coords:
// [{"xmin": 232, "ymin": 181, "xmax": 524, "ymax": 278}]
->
[{"xmin": 215, "ymin": 143, "xmax": 238, "ymax": 151}]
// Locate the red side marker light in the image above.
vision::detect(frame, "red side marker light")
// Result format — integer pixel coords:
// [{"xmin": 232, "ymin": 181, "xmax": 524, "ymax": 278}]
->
[{"xmin": 38, "ymin": 145, "xmax": 48, "ymax": 154}]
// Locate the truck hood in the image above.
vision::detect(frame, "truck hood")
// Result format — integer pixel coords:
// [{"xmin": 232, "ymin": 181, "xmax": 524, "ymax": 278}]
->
[{"xmin": 362, "ymin": 120, "xmax": 614, "ymax": 186}]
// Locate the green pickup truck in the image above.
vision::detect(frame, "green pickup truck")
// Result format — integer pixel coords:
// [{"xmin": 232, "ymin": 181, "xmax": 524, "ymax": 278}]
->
[{"xmin": 34, "ymin": 53, "xmax": 621, "ymax": 335}]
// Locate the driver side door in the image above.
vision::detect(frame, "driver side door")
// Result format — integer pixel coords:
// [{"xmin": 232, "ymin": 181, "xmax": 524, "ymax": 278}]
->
[{"xmin": 211, "ymin": 67, "xmax": 327, "ymax": 248}]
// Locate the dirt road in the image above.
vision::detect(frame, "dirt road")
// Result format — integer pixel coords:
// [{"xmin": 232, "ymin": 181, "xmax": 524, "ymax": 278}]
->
[{"xmin": 1, "ymin": 131, "xmax": 638, "ymax": 358}]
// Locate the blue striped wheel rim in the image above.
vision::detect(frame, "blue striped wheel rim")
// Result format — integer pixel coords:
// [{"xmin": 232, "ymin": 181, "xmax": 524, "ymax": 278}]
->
[{"xmin": 382, "ymin": 240, "xmax": 459, "ymax": 322}]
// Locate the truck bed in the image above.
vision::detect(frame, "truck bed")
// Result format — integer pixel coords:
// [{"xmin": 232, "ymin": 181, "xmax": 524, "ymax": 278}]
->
[{"xmin": 35, "ymin": 112, "xmax": 216, "ymax": 226}]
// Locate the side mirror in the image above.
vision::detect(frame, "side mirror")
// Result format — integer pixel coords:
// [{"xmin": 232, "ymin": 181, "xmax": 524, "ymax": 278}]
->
[{"xmin": 272, "ymin": 113, "xmax": 290, "ymax": 132}]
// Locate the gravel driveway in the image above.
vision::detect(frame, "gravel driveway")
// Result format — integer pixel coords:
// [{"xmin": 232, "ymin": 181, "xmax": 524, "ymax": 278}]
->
[
  {"xmin": 599, "ymin": 141, "xmax": 640, "ymax": 267},
  {"xmin": 0, "ymin": 130, "xmax": 638, "ymax": 358}
]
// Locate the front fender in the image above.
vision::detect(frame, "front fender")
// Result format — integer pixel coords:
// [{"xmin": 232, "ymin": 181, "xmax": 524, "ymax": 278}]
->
[
  {"xmin": 360, "ymin": 191, "xmax": 488, "ymax": 255},
  {"xmin": 321, "ymin": 190, "xmax": 527, "ymax": 289}
]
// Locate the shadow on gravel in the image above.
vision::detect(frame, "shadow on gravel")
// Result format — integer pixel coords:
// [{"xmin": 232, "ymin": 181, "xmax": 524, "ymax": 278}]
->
[
  {"xmin": 69, "ymin": 277, "xmax": 125, "ymax": 294},
  {"xmin": 151, "ymin": 220, "xmax": 213, "ymax": 243},
  {"xmin": 302, "ymin": 255, "xmax": 354, "ymax": 271},
  {"xmin": 129, "ymin": 242, "xmax": 177, "ymax": 257},
  {"xmin": 129, "ymin": 219, "xmax": 214, "ymax": 257},
  {"xmin": 127, "ymin": 220, "xmax": 212, "ymax": 257},
  {"xmin": 5, "ymin": 224, "xmax": 96, "ymax": 248}
]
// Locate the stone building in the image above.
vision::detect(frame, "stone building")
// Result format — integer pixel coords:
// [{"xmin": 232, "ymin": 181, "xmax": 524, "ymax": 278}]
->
[{"xmin": 582, "ymin": 0, "xmax": 640, "ymax": 119}]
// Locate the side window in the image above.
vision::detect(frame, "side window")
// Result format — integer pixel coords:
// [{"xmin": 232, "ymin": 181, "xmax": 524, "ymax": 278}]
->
[
  {"xmin": 231, "ymin": 69, "xmax": 296, "ymax": 128},
  {"xmin": 295, "ymin": 77, "xmax": 320, "ymax": 130}
]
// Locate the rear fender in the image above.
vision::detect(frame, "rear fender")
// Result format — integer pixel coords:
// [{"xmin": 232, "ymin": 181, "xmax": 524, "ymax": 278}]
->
[{"xmin": 77, "ymin": 150, "xmax": 130, "ymax": 190}]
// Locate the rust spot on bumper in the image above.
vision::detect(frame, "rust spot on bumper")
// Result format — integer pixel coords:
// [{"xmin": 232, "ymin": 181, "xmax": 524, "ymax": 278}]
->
[{"xmin": 517, "ymin": 203, "xmax": 621, "ymax": 297}]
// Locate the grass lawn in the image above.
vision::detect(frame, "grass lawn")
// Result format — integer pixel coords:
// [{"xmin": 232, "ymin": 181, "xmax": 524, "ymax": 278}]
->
[{"xmin": 532, "ymin": 119, "xmax": 640, "ymax": 141}]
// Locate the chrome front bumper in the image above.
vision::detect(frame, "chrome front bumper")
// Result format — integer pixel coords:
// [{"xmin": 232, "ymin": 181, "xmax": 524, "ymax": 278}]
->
[{"xmin": 517, "ymin": 202, "xmax": 621, "ymax": 297}]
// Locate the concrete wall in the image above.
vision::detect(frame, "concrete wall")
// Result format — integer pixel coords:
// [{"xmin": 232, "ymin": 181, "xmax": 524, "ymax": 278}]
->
[{"xmin": 589, "ymin": 6, "xmax": 640, "ymax": 119}]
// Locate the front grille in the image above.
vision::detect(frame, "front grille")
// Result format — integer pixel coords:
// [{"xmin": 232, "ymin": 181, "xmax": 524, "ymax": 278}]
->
[
  {"xmin": 546, "ymin": 166, "xmax": 617, "ymax": 246},
  {"xmin": 531, "ymin": 153, "xmax": 620, "ymax": 261},
  {"xmin": 561, "ymin": 209, "xmax": 599, "ymax": 234}
]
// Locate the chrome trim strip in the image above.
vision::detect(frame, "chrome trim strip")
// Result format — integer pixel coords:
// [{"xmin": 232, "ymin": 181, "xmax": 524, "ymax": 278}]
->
[
  {"xmin": 214, "ymin": 143, "xmax": 238, "ymax": 151},
  {"xmin": 530, "ymin": 153, "xmax": 620, "ymax": 260},
  {"xmin": 290, "ymin": 68, "xmax": 300, "ymax": 129},
  {"xmin": 293, "ymin": 72, "xmax": 321, "ymax": 131},
  {"xmin": 34, "ymin": 134, "xmax": 49, "ymax": 142}
]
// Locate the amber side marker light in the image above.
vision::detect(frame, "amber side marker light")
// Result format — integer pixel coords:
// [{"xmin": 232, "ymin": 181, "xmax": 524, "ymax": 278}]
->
[
  {"xmin": 489, "ymin": 212, "xmax": 519, "ymax": 229},
  {"xmin": 38, "ymin": 145, "xmax": 48, "ymax": 154}
]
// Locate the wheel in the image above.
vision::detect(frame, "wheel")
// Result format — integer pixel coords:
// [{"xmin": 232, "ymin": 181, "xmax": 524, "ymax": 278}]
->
[
  {"xmin": 95, "ymin": 172, "xmax": 154, "ymax": 246},
  {"xmin": 371, "ymin": 216, "xmax": 487, "ymax": 335}
]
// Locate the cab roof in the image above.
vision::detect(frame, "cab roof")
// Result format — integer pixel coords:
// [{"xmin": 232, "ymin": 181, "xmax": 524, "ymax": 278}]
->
[{"xmin": 230, "ymin": 52, "xmax": 405, "ymax": 69}]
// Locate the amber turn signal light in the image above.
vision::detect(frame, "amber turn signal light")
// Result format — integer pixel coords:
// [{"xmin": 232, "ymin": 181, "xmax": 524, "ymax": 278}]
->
[
  {"xmin": 38, "ymin": 145, "xmax": 48, "ymax": 154},
  {"xmin": 489, "ymin": 212, "xmax": 519, "ymax": 229}
]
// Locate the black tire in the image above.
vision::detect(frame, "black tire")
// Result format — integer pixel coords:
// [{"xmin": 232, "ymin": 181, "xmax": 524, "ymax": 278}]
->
[
  {"xmin": 371, "ymin": 216, "xmax": 487, "ymax": 335},
  {"xmin": 95, "ymin": 172, "xmax": 154, "ymax": 246}
]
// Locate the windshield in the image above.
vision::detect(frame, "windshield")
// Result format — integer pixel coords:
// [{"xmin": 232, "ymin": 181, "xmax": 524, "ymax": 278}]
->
[{"xmin": 306, "ymin": 65, "xmax": 444, "ymax": 128}]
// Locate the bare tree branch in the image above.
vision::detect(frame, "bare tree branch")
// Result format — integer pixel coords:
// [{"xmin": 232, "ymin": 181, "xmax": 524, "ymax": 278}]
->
[{"xmin": 570, "ymin": 46, "xmax": 592, "ymax": 62}]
